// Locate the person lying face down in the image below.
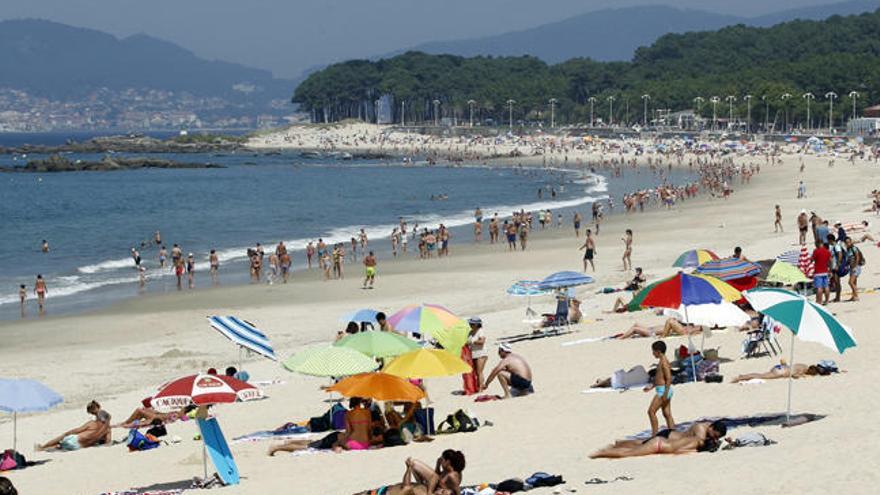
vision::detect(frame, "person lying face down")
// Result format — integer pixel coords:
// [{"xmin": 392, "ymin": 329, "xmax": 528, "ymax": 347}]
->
[{"xmin": 590, "ymin": 420, "xmax": 727, "ymax": 459}]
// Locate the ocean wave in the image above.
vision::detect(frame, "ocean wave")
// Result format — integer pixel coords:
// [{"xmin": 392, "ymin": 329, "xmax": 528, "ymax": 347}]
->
[
  {"xmin": 0, "ymin": 274, "xmax": 139, "ymax": 306},
  {"xmin": 78, "ymin": 257, "xmax": 136, "ymax": 274}
]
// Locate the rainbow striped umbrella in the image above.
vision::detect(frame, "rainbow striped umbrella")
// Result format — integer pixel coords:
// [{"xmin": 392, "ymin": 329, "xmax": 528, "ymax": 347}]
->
[
  {"xmin": 387, "ymin": 304, "xmax": 469, "ymax": 353},
  {"xmin": 628, "ymin": 272, "xmax": 741, "ymax": 311},
  {"xmin": 672, "ymin": 249, "xmax": 719, "ymax": 268},
  {"xmin": 695, "ymin": 257, "xmax": 762, "ymax": 281}
]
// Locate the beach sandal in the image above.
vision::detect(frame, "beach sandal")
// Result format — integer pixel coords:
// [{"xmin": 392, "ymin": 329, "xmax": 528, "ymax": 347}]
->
[{"xmin": 584, "ymin": 478, "xmax": 608, "ymax": 485}]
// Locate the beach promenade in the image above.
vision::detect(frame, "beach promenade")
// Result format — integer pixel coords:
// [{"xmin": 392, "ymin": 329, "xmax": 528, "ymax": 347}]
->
[{"xmin": 1, "ymin": 135, "xmax": 878, "ymax": 494}]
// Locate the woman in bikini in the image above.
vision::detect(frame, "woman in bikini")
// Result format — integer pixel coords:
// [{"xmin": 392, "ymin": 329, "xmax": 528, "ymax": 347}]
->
[
  {"xmin": 731, "ymin": 362, "xmax": 820, "ymax": 383},
  {"xmin": 34, "ymin": 274, "xmax": 47, "ymax": 312},
  {"xmin": 614, "ymin": 318, "xmax": 700, "ymax": 339},
  {"xmin": 401, "ymin": 450, "xmax": 465, "ymax": 495}
]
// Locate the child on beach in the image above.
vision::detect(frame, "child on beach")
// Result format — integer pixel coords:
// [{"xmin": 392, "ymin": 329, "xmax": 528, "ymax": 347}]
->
[
  {"xmin": 645, "ymin": 341, "xmax": 675, "ymax": 436},
  {"xmin": 19, "ymin": 284, "xmax": 26, "ymax": 314}
]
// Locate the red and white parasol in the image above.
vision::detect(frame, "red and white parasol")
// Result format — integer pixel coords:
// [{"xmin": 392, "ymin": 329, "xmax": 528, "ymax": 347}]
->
[
  {"xmin": 798, "ymin": 245, "xmax": 815, "ymax": 278},
  {"xmin": 151, "ymin": 374, "xmax": 261, "ymax": 412}
]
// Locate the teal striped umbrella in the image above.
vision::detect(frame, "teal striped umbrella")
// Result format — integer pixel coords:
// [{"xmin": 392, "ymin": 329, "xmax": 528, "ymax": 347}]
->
[
  {"xmin": 743, "ymin": 288, "xmax": 856, "ymax": 421},
  {"xmin": 282, "ymin": 345, "xmax": 379, "ymax": 377}
]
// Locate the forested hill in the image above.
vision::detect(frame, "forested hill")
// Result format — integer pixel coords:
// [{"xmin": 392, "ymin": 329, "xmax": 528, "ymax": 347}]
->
[{"xmin": 293, "ymin": 9, "xmax": 880, "ymax": 125}]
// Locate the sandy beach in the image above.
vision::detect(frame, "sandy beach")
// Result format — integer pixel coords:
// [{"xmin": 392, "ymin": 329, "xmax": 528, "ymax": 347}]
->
[{"xmin": 2, "ymin": 129, "xmax": 879, "ymax": 494}]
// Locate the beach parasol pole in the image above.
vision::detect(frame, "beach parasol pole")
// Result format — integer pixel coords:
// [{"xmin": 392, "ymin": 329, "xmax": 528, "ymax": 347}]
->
[
  {"xmin": 786, "ymin": 332, "xmax": 795, "ymax": 423},
  {"xmin": 13, "ymin": 412, "xmax": 16, "ymax": 451},
  {"xmin": 685, "ymin": 306, "xmax": 698, "ymax": 382}
]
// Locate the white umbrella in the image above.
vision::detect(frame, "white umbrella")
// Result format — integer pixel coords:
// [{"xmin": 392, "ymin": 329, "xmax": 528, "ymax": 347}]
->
[{"xmin": 663, "ymin": 302, "xmax": 750, "ymax": 381}]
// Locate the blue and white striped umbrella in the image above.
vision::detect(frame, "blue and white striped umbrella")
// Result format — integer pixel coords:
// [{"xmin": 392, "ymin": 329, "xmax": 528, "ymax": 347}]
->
[
  {"xmin": 776, "ymin": 250, "xmax": 801, "ymax": 267},
  {"xmin": 536, "ymin": 271, "xmax": 594, "ymax": 290},
  {"xmin": 208, "ymin": 316, "xmax": 277, "ymax": 361}
]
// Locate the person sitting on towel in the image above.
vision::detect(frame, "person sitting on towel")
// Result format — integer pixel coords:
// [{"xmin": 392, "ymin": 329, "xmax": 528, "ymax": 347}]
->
[{"xmin": 37, "ymin": 400, "xmax": 111, "ymax": 451}]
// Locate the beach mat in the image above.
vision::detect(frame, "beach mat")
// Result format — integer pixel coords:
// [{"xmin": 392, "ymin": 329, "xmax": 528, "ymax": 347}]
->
[
  {"xmin": 627, "ymin": 413, "xmax": 825, "ymax": 440},
  {"xmin": 232, "ymin": 424, "xmax": 311, "ymax": 444}
]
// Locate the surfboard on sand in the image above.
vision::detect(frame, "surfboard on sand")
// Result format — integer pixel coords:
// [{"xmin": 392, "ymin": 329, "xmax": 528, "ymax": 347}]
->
[{"xmin": 198, "ymin": 417, "xmax": 240, "ymax": 486}]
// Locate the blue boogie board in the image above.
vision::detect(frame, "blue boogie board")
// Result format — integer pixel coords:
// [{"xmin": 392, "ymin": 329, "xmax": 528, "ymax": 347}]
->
[{"xmin": 198, "ymin": 417, "xmax": 240, "ymax": 486}]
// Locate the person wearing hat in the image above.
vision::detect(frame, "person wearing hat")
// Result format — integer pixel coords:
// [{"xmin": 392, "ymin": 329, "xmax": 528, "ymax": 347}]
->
[
  {"xmin": 467, "ymin": 317, "xmax": 487, "ymax": 390},
  {"xmin": 482, "ymin": 343, "xmax": 534, "ymax": 399}
]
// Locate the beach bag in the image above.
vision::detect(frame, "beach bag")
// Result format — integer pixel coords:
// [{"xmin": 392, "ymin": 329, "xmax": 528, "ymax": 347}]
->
[
  {"xmin": 126, "ymin": 429, "xmax": 160, "ymax": 452},
  {"xmin": 0, "ymin": 450, "xmax": 25, "ymax": 471},
  {"xmin": 696, "ymin": 360, "xmax": 719, "ymax": 381},
  {"xmin": 413, "ymin": 407, "xmax": 435, "ymax": 435},
  {"xmin": 525, "ymin": 472, "xmax": 564, "ymax": 488},
  {"xmin": 461, "ymin": 346, "xmax": 479, "ymax": 396},
  {"xmin": 496, "ymin": 479, "xmax": 525, "ymax": 493},
  {"xmin": 146, "ymin": 421, "xmax": 167, "ymax": 438}
]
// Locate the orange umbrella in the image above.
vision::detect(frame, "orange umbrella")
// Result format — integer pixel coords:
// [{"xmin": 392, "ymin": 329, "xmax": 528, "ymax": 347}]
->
[{"xmin": 326, "ymin": 372, "xmax": 425, "ymax": 402}]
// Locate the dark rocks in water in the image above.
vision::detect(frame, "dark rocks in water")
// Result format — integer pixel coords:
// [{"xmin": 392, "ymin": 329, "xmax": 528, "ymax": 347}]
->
[
  {"xmin": 0, "ymin": 134, "xmax": 245, "ymax": 155},
  {"xmin": 0, "ymin": 154, "xmax": 224, "ymax": 173}
]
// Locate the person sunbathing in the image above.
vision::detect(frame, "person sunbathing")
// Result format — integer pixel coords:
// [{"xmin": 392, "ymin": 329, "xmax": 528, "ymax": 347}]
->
[
  {"xmin": 268, "ymin": 397, "xmax": 376, "ymax": 456},
  {"xmin": 614, "ymin": 318, "xmax": 700, "ymax": 339},
  {"xmin": 590, "ymin": 420, "xmax": 726, "ymax": 459},
  {"xmin": 731, "ymin": 361, "xmax": 821, "ymax": 383},
  {"xmin": 113, "ymin": 404, "xmax": 195, "ymax": 428},
  {"xmin": 37, "ymin": 400, "xmax": 111, "ymax": 451},
  {"xmin": 401, "ymin": 450, "xmax": 465, "ymax": 495}
]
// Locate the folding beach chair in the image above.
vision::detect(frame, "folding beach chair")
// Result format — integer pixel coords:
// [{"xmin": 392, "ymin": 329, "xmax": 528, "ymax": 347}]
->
[{"xmin": 743, "ymin": 317, "xmax": 782, "ymax": 358}]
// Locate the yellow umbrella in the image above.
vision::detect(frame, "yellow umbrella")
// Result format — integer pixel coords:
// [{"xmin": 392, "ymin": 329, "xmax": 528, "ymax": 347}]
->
[
  {"xmin": 766, "ymin": 260, "xmax": 810, "ymax": 285},
  {"xmin": 383, "ymin": 349, "xmax": 471, "ymax": 379},
  {"xmin": 326, "ymin": 372, "xmax": 425, "ymax": 402}
]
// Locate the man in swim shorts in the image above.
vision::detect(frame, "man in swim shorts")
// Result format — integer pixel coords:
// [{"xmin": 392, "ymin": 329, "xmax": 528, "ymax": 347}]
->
[
  {"xmin": 37, "ymin": 400, "xmax": 111, "ymax": 451},
  {"xmin": 482, "ymin": 343, "xmax": 534, "ymax": 399},
  {"xmin": 645, "ymin": 341, "xmax": 675, "ymax": 437},
  {"xmin": 363, "ymin": 251, "xmax": 377, "ymax": 289}
]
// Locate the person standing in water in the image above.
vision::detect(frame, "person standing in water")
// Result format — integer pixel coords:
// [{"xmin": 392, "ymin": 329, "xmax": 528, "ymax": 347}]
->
[
  {"xmin": 41, "ymin": 240, "xmax": 49, "ymax": 253},
  {"xmin": 19, "ymin": 284, "xmax": 27, "ymax": 317},
  {"xmin": 306, "ymin": 241, "xmax": 315, "ymax": 269},
  {"xmin": 209, "ymin": 249, "xmax": 219, "ymax": 284},
  {"xmin": 158, "ymin": 246, "xmax": 167, "ymax": 268},
  {"xmin": 622, "ymin": 229, "xmax": 633, "ymax": 271},
  {"xmin": 154, "ymin": 230, "xmax": 162, "ymax": 246},
  {"xmin": 186, "ymin": 253, "xmax": 195, "ymax": 289},
  {"xmin": 34, "ymin": 275, "xmax": 47, "ymax": 314},
  {"xmin": 363, "ymin": 251, "xmax": 377, "ymax": 289}
]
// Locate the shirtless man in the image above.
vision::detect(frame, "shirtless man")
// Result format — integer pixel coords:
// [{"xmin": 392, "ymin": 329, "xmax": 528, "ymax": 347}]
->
[
  {"xmin": 646, "ymin": 341, "xmax": 675, "ymax": 437},
  {"xmin": 209, "ymin": 249, "xmax": 219, "ymax": 282},
  {"xmin": 482, "ymin": 343, "xmax": 534, "ymax": 399},
  {"xmin": 158, "ymin": 245, "xmax": 167, "ymax": 268},
  {"xmin": 797, "ymin": 210, "xmax": 809, "ymax": 245},
  {"xmin": 591, "ymin": 420, "xmax": 727, "ymax": 458},
  {"xmin": 622, "ymin": 229, "xmax": 633, "ymax": 271},
  {"xmin": 573, "ymin": 212, "xmax": 582, "ymax": 238},
  {"xmin": 170, "ymin": 244, "xmax": 183, "ymax": 268},
  {"xmin": 154, "ymin": 230, "xmax": 162, "ymax": 246},
  {"xmin": 280, "ymin": 251, "xmax": 292, "ymax": 283},
  {"xmin": 774, "ymin": 205, "xmax": 783, "ymax": 233},
  {"xmin": 363, "ymin": 251, "xmax": 377, "ymax": 289},
  {"xmin": 579, "ymin": 229, "xmax": 596, "ymax": 272},
  {"xmin": 37, "ymin": 401, "xmax": 111, "ymax": 451},
  {"xmin": 41, "ymin": 239, "xmax": 49, "ymax": 253}
]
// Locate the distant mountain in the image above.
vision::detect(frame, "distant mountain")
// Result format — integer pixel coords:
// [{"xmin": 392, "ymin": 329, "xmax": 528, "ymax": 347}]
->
[
  {"xmin": 0, "ymin": 19, "xmax": 292, "ymax": 102},
  {"xmin": 402, "ymin": 0, "xmax": 880, "ymax": 63}
]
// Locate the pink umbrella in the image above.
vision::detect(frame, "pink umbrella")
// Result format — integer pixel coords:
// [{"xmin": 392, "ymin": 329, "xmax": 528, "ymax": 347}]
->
[{"xmin": 151, "ymin": 374, "xmax": 261, "ymax": 412}]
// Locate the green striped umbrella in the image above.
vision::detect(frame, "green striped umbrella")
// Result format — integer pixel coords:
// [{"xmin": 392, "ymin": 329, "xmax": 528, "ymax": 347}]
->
[
  {"xmin": 743, "ymin": 288, "xmax": 856, "ymax": 421},
  {"xmin": 282, "ymin": 345, "xmax": 379, "ymax": 377},
  {"xmin": 334, "ymin": 331, "xmax": 422, "ymax": 359}
]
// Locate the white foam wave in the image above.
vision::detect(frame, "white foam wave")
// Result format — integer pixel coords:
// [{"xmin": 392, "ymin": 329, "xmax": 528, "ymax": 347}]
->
[
  {"xmin": 78, "ymin": 257, "xmax": 136, "ymax": 274},
  {"xmin": 0, "ymin": 274, "xmax": 139, "ymax": 306}
]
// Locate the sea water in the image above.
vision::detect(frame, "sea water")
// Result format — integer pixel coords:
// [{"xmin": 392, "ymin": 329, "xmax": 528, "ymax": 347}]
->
[{"xmin": 0, "ymin": 140, "xmax": 694, "ymax": 319}]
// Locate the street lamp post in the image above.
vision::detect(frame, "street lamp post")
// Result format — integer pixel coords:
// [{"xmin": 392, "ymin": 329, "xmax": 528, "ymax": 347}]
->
[
  {"xmin": 641, "ymin": 94, "xmax": 651, "ymax": 127},
  {"xmin": 433, "ymin": 99, "xmax": 440, "ymax": 126},
  {"xmin": 848, "ymin": 91, "xmax": 859, "ymax": 121},
  {"xmin": 826, "ymin": 91, "xmax": 838, "ymax": 134},
  {"xmin": 401, "ymin": 100, "xmax": 406, "ymax": 126},
  {"xmin": 588, "ymin": 97, "xmax": 597, "ymax": 127},
  {"xmin": 802, "ymin": 93, "xmax": 814, "ymax": 131},
  {"xmin": 744, "ymin": 95, "xmax": 752, "ymax": 136},
  {"xmin": 693, "ymin": 97, "xmax": 704, "ymax": 130},
  {"xmin": 467, "ymin": 99, "xmax": 476, "ymax": 128},
  {"xmin": 726, "ymin": 95, "xmax": 736, "ymax": 130},
  {"xmin": 607, "ymin": 95, "xmax": 615, "ymax": 127},
  {"xmin": 710, "ymin": 96, "xmax": 720, "ymax": 131},
  {"xmin": 781, "ymin": 93, "xmax": 792, "ymax": 133},
  {"xmin": 506, "ymin": 99, "xmax": 516, "ymax": 131},
  {"xmin": 548, "ymin": 98, "xmax": 558, "ymax": 128},
  {"xmin": 762, "ymin": 95, "xmax": 769, "ymax": 132}
]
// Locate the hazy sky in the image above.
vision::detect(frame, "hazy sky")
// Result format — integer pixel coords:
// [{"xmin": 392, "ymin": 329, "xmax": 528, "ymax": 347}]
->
[{"xmin": 0, "ymin": 0, "xmax": 846, "ymax": 78}]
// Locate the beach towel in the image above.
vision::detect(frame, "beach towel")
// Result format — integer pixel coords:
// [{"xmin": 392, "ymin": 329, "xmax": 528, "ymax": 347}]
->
[
  {"xmin": 461, "ymin": 346, "xmax": 479, "ymax": 395},
  {"xmin": 231, "ymin": 424, "xmax": 311, "ymax": 444},
  {"xmin": 582, "ymin": 383, "xmax": 649, "ymax": 394},
  {"xmin": 560, "ymin": 336, "xmax": 611, "ymax": 347}
]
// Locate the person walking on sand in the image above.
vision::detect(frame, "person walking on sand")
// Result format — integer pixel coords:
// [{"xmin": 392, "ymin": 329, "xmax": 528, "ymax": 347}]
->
[
  {"xmin": 845, "ymin": 237, "xmax": 864, "ymax": 301},
  {"xmin": 775, "ymin": 205, "xmax": 783, "ymax": 233},
  {"xmin": 573, "ymin": 212, "xmax": 582, "ymax": 237},
  {"xmin": 646, "ymin": 341, "xmax": 675, "ymax": 437},
  {"xmin": 797, "ymin": 210, "xmax": 809, "ymax": 245},
  {"xmin": 186, "ymin": 253, "xmax": 195, "ymax": 289},
  {"xmin": 34, "ymin": 275, "xmax": 47, "ymax": 313},
  {"xmin": 363, "ymin": 251, "xmax": 377, "ymax": 289},
  {"xmin": 811, "ymin": 240, "xmax": 832, "ymax": 305},
  {"xmin": 209, "ymin": 249, "xmax": 219, "ymax": 283},
  {"xmin": 280, "ymin": 251, "xmax": 291, "ymax": 283},
  {"xmin": 19, "ymin": 284, "xmax": 26, "ymax": 317},
  {"xmin": 622, "ymin": 229, "xmax": 633, "ymax": 271},
  {"xmin": 580, "ymin": 229, "xmax": 596, "ymax": 272},
  {"xmin": 306, "ymin": 241, "xmax": 315, "ymax": 269}
]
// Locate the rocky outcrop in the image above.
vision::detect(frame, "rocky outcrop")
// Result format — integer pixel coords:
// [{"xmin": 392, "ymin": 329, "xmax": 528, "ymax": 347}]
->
[
  {"xmin": 0, "ymin": 154, "xmax": 225, "ymax": 172},
  {"xmin": 0, "ymin": 134, "xmax": 245, "ymax": 155}
]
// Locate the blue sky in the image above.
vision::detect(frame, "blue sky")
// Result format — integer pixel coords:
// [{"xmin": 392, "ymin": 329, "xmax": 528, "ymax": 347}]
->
[{"xmin": 0, "ymin": 0, "xmax": 854, "ymax": 78}]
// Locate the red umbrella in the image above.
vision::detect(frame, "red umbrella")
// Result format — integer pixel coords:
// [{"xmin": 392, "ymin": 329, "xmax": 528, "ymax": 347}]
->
[
  {"xmin": 151, "ymin": 374, "xmax": 261, "ymax": 412},
  {"xmin": 798, "ymin": 245, "xmax": 815, "ymax": 278}
]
